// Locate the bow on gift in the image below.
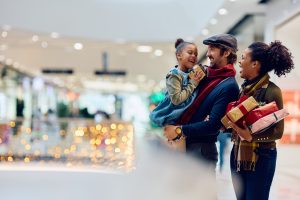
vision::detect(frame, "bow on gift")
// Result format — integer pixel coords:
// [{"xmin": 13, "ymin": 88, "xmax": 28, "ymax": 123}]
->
[{"xmin": 221, "ymin": 95, "xmax": 259, "ymax": 129}]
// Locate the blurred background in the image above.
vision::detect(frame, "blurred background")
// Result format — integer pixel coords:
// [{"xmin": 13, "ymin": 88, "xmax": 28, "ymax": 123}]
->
[{"xmin": 0, "ymin": 0, "xmax": 300, "ymax": 199}]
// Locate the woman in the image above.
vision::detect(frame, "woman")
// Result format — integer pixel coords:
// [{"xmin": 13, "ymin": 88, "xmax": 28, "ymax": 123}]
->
[{"xmin": 228, "ymin": 41, "xmax": 294, "ymax": 200}]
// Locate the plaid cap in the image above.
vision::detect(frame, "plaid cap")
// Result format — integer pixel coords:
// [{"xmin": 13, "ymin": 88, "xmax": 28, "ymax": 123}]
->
[{"xmin": 203, "ymin": 33, "xmax": 238, "ymax": 52}]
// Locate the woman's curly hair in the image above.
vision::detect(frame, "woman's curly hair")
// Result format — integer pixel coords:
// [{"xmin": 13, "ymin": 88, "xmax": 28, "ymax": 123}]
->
[{"xmin": 248, "ymin": 41, "xmax": 294, "ymax": 77}]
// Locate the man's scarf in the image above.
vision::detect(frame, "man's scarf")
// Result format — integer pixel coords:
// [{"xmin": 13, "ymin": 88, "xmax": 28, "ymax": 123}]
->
[
  {"xmin": 232, "ymin": 73, "xmax": 270, "ymax": 171},
  {"xmin": 178, "ymin": 64, "xmax": 236, "ymax": 124}
]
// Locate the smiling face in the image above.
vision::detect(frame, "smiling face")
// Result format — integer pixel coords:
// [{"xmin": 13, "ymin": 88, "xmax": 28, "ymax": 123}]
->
[
  {"xmin": 176, "ymin": 44, "xmax": 198, "ymax": 72},
  {"xmin": 239, "ymin": 48, "xmax": 260, "ymax": 80},
  {"xmin": 206, "ymin": 45, "xmax": 229, "ymax": 68}
]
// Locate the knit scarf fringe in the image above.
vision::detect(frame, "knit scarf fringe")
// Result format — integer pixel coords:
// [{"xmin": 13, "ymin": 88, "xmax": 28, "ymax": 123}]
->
[{"xmin": 237, "ymin": 160, "xmax": 257, "ymax": 171}]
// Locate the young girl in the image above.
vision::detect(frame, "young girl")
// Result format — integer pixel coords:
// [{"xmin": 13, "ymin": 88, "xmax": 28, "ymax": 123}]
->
[{"xmin": 150, "ymin": 38, "xmax": 205, "ymax": 127}]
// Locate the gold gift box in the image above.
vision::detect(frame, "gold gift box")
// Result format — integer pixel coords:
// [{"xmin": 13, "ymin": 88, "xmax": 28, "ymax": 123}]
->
[
  {"xmin": 189, "ymin": 64, "xmax": 206, "ymax": 80},
  {"xmin": 221, "ymin": 96, "xmax": 259, "ymax": 129}
]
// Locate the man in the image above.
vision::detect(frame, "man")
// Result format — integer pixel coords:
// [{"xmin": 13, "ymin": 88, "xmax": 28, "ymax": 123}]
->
[{"xmin": 164, "ymin": 34, "xmax": 239, "ymax": 174}]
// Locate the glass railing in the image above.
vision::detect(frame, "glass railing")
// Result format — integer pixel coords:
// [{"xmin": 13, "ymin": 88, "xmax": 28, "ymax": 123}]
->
[{"xmin": 0, "ymin": 118, "xmax": 135, "ymax": 173}]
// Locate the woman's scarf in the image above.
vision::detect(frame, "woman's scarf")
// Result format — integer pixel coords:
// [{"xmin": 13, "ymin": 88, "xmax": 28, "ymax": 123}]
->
[
  {"xmin": 178, "ymin": 64, "xmax": 236, "ymax": 124},
  {"xmin": 233, "ymin": 73, "xmax": 270, "ymax": 171}
]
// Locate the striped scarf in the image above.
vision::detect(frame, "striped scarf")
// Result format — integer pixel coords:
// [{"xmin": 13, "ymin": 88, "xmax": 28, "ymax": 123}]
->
[{"xmin": 232, "ymin": 73, "xmax": 270, "ymax": 171}]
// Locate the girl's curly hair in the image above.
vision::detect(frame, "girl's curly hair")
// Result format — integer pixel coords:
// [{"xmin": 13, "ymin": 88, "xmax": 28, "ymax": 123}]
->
[{"xmin": 175, "ymin": 38, "xmax": 195, "ymax": 54}]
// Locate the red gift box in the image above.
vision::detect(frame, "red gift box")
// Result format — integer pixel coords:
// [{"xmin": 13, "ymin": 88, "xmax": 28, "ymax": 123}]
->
[
  {"xmin": 249, "ymin": 108, "xmax": 288, "ymax": 134},
  {"xmin": 234, "ymin": 101, "xmax": 279, "ymax": 128},
  {"xmin": 244, "ymin": 101, "xmax": 278, "ymax": 125}
]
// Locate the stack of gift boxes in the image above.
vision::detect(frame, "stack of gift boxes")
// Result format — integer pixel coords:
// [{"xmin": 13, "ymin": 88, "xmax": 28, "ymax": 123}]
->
[{"xmin": 221, "ymin": 96, "xmax": 289, "ymax": 134}]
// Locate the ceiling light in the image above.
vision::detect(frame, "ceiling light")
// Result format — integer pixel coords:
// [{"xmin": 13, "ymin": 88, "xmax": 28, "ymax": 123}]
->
[
  {"xmin": 137, "ymin": 45, "xmax": 152, "ymax": 53},
  {"xmin": 41, "ymin": 41, "xmax": 48, "ymax": 48},
  {"xmin": 1, "ymin": 31, "xmax": 8, "ymax": 38},
  {"xmin": 154, "ymin": 49, "xmax": 163, "ymax": 56},
  {"xmin": 32, "ymin": 35, "xmax": 39, "ymax": 42},
  {"xmin": 218, "ymin": 8, "xmax": 228, "ymax": 15},
  {"xmin": 229, "ymin": 0, "xmax": 236, "ymax": 2},
  {"xmin": 73, "ymin": 43, "xmax": 83, "ymax": 50},
  {"xmin": 51, "ymin": 32, "xmax": 60, "ymax": 39}
]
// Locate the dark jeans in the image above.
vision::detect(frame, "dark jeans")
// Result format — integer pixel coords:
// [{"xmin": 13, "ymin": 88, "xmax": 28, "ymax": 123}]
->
[{"xmin": 230, "ymin": 147, "xmax": 277, "ymax": 200}]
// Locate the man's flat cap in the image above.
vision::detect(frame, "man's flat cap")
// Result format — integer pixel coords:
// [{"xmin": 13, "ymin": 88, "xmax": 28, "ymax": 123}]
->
[{"xmin": 203, "ymin": 33, "xmax": 237, "ymax": 52}]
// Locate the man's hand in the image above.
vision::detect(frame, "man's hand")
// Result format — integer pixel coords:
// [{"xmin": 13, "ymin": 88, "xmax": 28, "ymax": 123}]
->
[
  {"xmin": 228, "ymin": 121, "xmax": 252, "ymax": 142},
  {"xmin": 163, "ymin": 125, "xmax": 178, "ymax": 141}
]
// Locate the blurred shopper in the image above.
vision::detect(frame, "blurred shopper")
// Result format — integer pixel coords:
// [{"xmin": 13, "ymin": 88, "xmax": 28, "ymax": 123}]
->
[
  {"xmin": 164, "ymin": 34, "xmax": 239, "ymax": 181},
  {"xmin": 150, "ymin": 38, "xmax": 203, "ymax": 127},
  {"xmin": 94, "ymin": 110, "xmax": 111, "ymax": 123},
  {"xmin": 229, "ymin": 41, "xmax": 294, "ymax": 200},
  {"xmin": 32, "ymin": 108, "xmax": 43, "ymax": 133},
  {"xmin": 46, "ymin": 109, "xmax": 59, "ymax": 133},
  {"xmin": 217, "ymin": 131, "xmax": 231, "ymax": 172}
]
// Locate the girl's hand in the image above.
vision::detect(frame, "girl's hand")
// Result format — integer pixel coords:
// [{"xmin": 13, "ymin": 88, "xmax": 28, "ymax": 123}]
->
[
  {"xmin": 191, "ymin": 71, "xmax": 204, "ymax": 82},
  {"xmin": 228, "ymin": 121, "xmax": 253, "ymax": 142}
]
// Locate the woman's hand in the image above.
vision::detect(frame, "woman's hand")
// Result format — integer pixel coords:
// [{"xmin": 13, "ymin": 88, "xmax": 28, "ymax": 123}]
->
[
  {"xmin": 228, "ymin": 121, "xmax": 253, "ymax": 142},
  {"xmin": 163, "ymin": 125, "xmax": 178, "ymax": 141}
]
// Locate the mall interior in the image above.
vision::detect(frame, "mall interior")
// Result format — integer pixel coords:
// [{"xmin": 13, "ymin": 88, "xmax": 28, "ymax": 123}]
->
[{"xmin": 0, "ymin": 0, "xmax": 300, "ymax": 199}]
